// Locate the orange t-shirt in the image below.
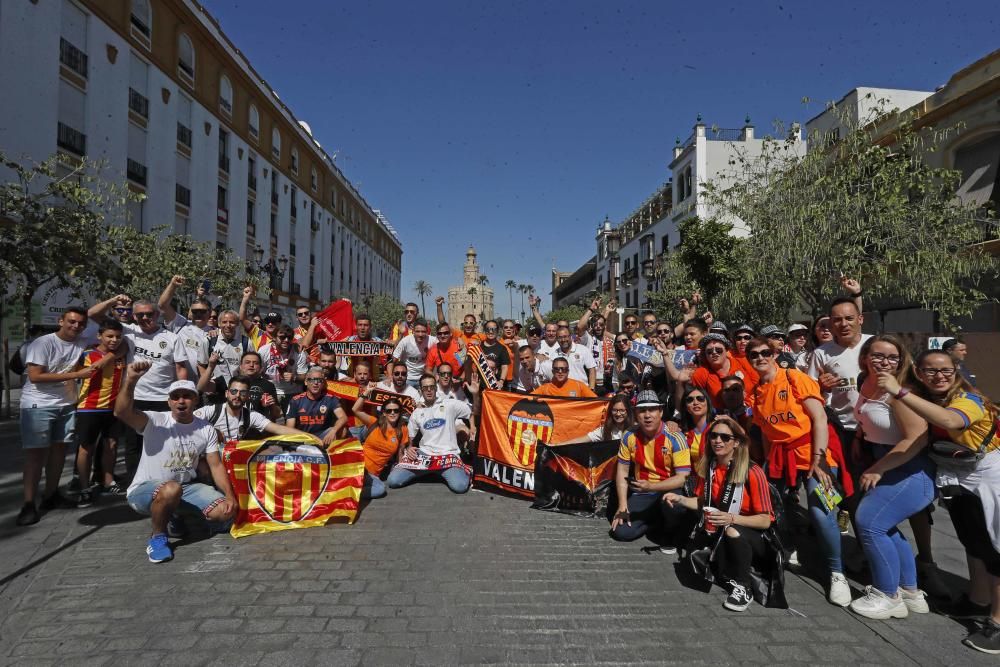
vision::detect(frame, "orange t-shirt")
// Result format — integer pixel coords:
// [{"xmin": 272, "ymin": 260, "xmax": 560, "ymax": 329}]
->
[
  {"xmin": 456, "ymin": 331, "xmax": 485, "ymax": 349},
  {"xmin": 752, "ymin": 368, "xmax": 835, "ymax": 470},
  {"xmin": 499, "ymin": 339, "xmax": 518, "ymax": 381},
  {"xmin": 533, "ymin": 379, "xmax": 596, "ymax": 398},
  {"xmin": 356, "ymin": 412, "xmax": 409, "ymax": 476},
  {"xmin": 691, "ymin": 353, "xmax": 758, "ymax": 409}
]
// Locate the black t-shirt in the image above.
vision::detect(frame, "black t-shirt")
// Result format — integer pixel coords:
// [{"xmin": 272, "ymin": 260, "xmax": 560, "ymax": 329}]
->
[
  {"xmin": 213, "ymin": 375, "xmax": 279, "ymax": 414},
  {"xmin": 480, "ymin": 341, "xmax": 511, "ymax": 369}
]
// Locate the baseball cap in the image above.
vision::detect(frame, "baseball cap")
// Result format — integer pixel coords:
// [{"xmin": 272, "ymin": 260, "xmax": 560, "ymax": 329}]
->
[
  {"xmin": 788, "ymin": 323, "xmax": 809, "ymax": 335},
  {"xmin": 759, "ymin": 324, "xmax": 786, "ymax": 338},
  {"xmin": 527, "ymin": 325, "xmax": 542, "ymax": 335},
  {"xmin": 167, "ymin": 380, "xmax": 198, "ymax": 398},
  {"xmin": 263, "ymin": 311, "xmax": 282, "ymax": 323},
  {"xmin": 634, "ymin": 390, "xmax": 663, "ymax": 408},
  {"xmin": 699, "ymin": 332, "xmax": 731, "ymax": 349}
]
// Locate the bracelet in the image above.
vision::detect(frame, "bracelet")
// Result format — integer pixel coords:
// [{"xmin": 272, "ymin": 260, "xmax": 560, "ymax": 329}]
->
[
  {"xmin": 853, "ymin": 290, "xmax": 864, "ymax": 297},
  {"xmin": 894, "ymin": 387, "xmax": 910, "ymax": 400}
]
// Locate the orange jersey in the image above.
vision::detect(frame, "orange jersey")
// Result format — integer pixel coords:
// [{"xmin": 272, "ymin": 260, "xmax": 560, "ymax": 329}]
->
[
  {"xmin": 77, "ymin": 348, "xmax": 126, "ymax": 411},
  {"xmin": 690, "ymin": 353, "xmax": 758, "ymax": 410},
  {"xmin": 618, "ymin": 429, "xmax": 691, "ymax": 482},
  {"xmin": 752, "ymin": 368, "xmax": 835, "ymax": 472},
  {"xmin": 456, "ymin": 331, "xmax": 485, "ymax": 349},
  {"xmin": 533, "ymin": 379, "xmax": 596, "ymax": 398}
]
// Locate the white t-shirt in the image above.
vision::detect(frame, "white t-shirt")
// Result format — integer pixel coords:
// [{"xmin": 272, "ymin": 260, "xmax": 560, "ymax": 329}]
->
[
  {"xmin": 202, "ymin": 334, "xmax": 250, "ymax": 383},
  {"xmin": 807, "ymin": 333, "xmax": 872, "ymax": 432},
  {"xmin": 392, "ymin": 334, "xmax": 438, "ymax": 383},
  {"xmin": 194, "ymin": 404, "xmax": 271, "ymax": 443},
  {"xmin": 169, "ymin": 316, "xmax": 209, "ymax": 380},
  {"xmin": 536, "ymin": 340, "xmax": 560, "ymax": 359},
  {"xmin": 553, "ymin": 343, "xmax": 597, "ymax": 384},
  {"xmin": 374, "ymin": 380, "xmax": 421, "ymax": 402},
  {"xmin": 587, "ymin": 426, "xmax": 626, "ymax": 443},
  {"xmin": 20, "ymin": 333, "xmax": 87, "ymax": 408},
  {"xmin": 408, "ymin": 397, "xmax": 472, "ymax": 456},
  {"xmin": 258, "ymin": 344, "xmax": 309, "ymax": 396},
  {"xmin": 515, "ymin": 359, "xmax": 553, "ymax": 393},
  {"xmin": 125, "ymin": 324, "xmax": 189, "ymax": 402},
  {"xmin": 127, "ymin": 411, "xmax": 219, "ymax": 495}
]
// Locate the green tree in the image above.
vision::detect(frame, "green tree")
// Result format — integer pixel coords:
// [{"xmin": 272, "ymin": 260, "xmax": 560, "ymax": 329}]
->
[
  {"xmin": 413, "ymin": 279, "xmax": 432, "ymax": 316},
  {"xmin": 517, "ymin": 283, "xmax": 528, "ymax": 321},
  {"xmin": 647, "ymin": 251, "xmax": 703, "ymax": 324},
  {"xmin": 543, "ymin": 303, "xmax": 586, "ymax": 325},
  {"xmin": 365, "ymin": 292, "xmax": 405, "ymax": 339},
  {"xmin": 675, "ymin": 217, "xmax": 748, "ymax": 306},
  {"xmin": 704, "ymin": 101, "xmax": 999, "ymax": 325},
  {"xmin": 467, "ymin": 286, "xmax": 478, "ymax": 319},
  {"xmin": 504, "ymin": 279, "xmax": 516, "ymax": 319},
  {"xmin": 0, "ymin": 154, "xmax": 133, "ymax": 339}
]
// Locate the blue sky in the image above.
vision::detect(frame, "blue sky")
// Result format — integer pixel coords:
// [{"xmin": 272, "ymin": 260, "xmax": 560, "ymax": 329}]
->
[{"xmin": 204, "ymin": 0, "xmax": 998, "ymax": 316}]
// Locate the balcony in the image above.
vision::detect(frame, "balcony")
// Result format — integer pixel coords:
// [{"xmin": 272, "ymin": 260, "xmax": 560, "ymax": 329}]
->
[
  {"xmin": 248, "ymin": 174, "xmax": 257, "ymax": 192},
  {"xmin": 218, "ymin": 154, "xmax": 230, "ymax": 173},
  {"xmin": 620, "ymin": 265, "xmax": 639, "ymax": 287},
  {"xmin": 177, "ymin": 123, "xmax": 192, "ymax": 148},
  {"xmin": 59, "ymin": 38, "xmax": 88, "ymax": 78},
  {"xmin": 126, "ymin": 158, "xmax": 147, "ymax": 186},
  {"xmin": 128, "ymin": 88, "xmax": 149, "ymax": 118},
  {"xmin": 291, "ymin": 282, "xmax": 302, "ymax": 296},
  {"xmin": 310, "ymin": 289, "xmax": 320, "ymax": 301},
  {"xmin": 175, "ymin": 183, "xmax": 191, "ymax": 207},
  {"xmin": 56, "ymin": 122, "xmax": 86, "ymax": 156},
  {"xmin": 219, "ymin": 98, "xmax": 232, "ymax": 115},
  {"xmin": 706, "ymin": 127, "xmax": 744, "ymax": 141}
]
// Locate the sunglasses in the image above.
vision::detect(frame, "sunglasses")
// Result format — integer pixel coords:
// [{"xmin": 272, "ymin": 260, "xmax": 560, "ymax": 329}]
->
[
  {"xmin": 656, "ymin": 329, "xmax": 671, "ymax": 335},
  {"xmin": 748, "ymin": 349, "xmax": 774, "ymax": 360},
  {"xmin": 227, "ymin": 389, "xmax": 249, "ymax": 396},
  {"xmin": 734, "ymin": 334, "xmax": 753, "ymax": 341},
  {"xmin": 405, "ymin": 309, "xmax": 418, "ymax": 314},
  {"xmin": 297, "ymin": 312, "xmax": 311, "ymax": 317},
  {"xmin": 485, "ymin": 327, "xmax": 497, "ymax": 333},
  {"xmin": 616, "ymin": 339, "xmax": 630, "ymax": 345},
  {"xmin": 392, "ymin": 371, "xmax": 407, "ymax": 377},
  {"xmin": 191, "ymin": 309, "xmax": 209, "ymax": 316},
  {"xmin": 437, "ymin": 371, "xmax": 453, "ymax": 377},
  {"xmin": 624, "ymin": 320, "xmax": 638, "ymax": 326},
  {"xmin": 114, "ymin": 307, "xmax": 133, "ymax": 314},
  {"xmin": 305, "ymin": 378, "xmax": 325, "ymax": 383},
  {"xmin": 437, "ymin": 331, "xmax": 450, "ymax": 336},
  {"xmin": 420, "ymin": 384, "xmax": 437, "ymax": 390},
  {"xmin": 168, "ymin": 392, "xmax": 195, "ymax": 400},
  {"xmin": 705, "ymin": 347, "xmax": 725, "ymax": 356},
  {"xmin": 553, "ymin": 367, "xmax": 569, "ymax": 373},
  {"xmin": 383, "ymin": 408, "xmax": 400, "ymax": 415},
  {"xmin": 685, "ymin": 395, "xmax": 707, "ymax": 404},
  {"xmin": 134, "ymin": 312, "xmax": 155, "ymax": 319},
  {"xmin": 276, "ymin": 335, "xmax": 291, "ymax": 340},
  {"xmin": 709, "ymin": 432, "xmax": 735, "ymax": 443}
]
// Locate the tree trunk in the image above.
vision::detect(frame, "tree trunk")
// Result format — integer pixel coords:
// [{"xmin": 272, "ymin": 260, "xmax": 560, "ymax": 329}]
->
[{"xmin": 21, "ymin": 288, "xmax": 34, "ymax": 343}]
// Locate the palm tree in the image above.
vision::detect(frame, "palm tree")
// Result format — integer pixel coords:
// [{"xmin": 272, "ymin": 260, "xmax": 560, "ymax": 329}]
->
[
  {"xmin": 504, "ymin": 280, "xmax": 516, "ymax": 320},
  {"xmin": 467, "ymin": 286, "xmax": 478, "ymax": 319},
  {"xmin": 477, "ymin": 274, "xmax": 489, "ymax": 319},
  {"xmin": 517, "ymin": 283, "xmax": 527, "ymax": 322},
  {"xmin": 413, "ymin": 280, "xmax": 432, "ymax": 316}
]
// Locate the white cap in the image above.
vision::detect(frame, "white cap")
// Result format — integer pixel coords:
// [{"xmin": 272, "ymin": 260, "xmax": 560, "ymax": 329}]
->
[
  {"xmin": 788, "ymin": 323, "xmax": 809, "ymax": 334},
  {"xmin": 167, "ymin": 380, "xmax": 198, "ymax": 397}
]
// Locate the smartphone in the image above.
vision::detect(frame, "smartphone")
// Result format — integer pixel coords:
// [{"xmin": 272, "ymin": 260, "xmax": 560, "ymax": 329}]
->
[{"xmin": 201, "ymin": 279, "xmax": 212, "ymax": 292}]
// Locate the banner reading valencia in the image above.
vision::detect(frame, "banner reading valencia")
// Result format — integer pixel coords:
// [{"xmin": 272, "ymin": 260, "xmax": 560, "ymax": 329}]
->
[{"xmin": 474, "ymin": 390, "xmax": 608, "ymax": 497}]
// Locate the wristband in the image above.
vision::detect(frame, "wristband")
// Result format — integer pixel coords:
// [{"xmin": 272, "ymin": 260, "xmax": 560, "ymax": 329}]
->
[
  {"xmin": 853, "ymin": 290, "xmax": 864, "ymax": 297},
  {"xmin": 894, "ymin": 387, "xmax": 910, "ymax": 400}
]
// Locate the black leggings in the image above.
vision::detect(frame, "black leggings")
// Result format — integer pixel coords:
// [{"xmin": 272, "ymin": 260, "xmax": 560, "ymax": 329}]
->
[
  {"xmin": 692, "ymin": 525, "xmax": 768, "ymax": 588},
  {"xmin": 947, "ymin": 493, "xmax": 1000, "ymax": 577}
]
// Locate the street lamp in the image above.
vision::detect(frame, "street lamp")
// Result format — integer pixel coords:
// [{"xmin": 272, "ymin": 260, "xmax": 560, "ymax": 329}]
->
[
  {"xmin": 605, "ymin": 222, "xmax": 622, "ymax": 332},
  {"xmin": 252, "ymin": 243, "xmax": 288, "ymax": 289}
]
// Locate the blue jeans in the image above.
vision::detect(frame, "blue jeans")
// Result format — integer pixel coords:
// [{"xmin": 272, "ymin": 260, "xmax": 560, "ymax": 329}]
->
[
  {"xmin": 127, "ymin": 480, "xmax": 225, "ymax": 519},
  {"xmin": 386, "ymin": 465, "xmax": 470, "ymax": 494},
  {"xmin": 362, "ymin": 472, "xmax": 387, "ymax": 499},
  {"xmin": 777, "ymin": 474, "xmax": 843, "ymax": 574},
  {"xmin": 610, "ymin": 491, "xmax": 689, "ymax": 546},
  {"xmin": 856, "ymin": 448, "xmax": 935, "ymax": 595}
]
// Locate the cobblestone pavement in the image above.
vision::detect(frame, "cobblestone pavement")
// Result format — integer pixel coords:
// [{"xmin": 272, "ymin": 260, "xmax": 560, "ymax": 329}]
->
[{"xmin": 0, "ymin": 418, "xmax": 992, "ymax": 665}]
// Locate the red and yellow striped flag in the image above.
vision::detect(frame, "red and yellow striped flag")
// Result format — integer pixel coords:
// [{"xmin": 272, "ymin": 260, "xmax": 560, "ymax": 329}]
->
[{"xmin": 224, "ymin": 433, "xmax": 364, "ymax": 538}]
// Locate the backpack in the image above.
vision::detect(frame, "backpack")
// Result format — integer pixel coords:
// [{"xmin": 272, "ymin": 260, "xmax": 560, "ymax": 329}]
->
[
  {"xmin": 209, "ymin": 403, "xmax": 257, "ymax": 441},
  {"xmin": 8, "ymin": 343, "xmax": 28, "ymax": 376}
]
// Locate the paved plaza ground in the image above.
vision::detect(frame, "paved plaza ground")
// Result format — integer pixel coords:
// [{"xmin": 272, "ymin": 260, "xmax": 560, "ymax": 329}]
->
[{"xmin": 0, "ymin": 417, "xmax": 993, "ymax": 666}]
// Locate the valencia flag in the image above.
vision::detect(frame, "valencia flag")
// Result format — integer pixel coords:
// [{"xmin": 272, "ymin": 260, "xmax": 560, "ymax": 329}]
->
[
  {"xmin": 531, "ymin": 440, "xmax": 619, "ymax": 517},
  {"xmin": 224, "ymin": 433, "xmax": 364, "ymax": 538},
  {"xmin": 474, "ymin": 390, "xmax": 608, "ymax": 497},
  {"xmin": 315, "ymin": 298, "xmax": 357, "ymax": 342}
]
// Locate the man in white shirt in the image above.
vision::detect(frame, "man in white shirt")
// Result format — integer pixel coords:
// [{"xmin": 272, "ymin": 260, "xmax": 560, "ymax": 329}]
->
[
  {"xmin": 17, "ymin": 306, "xmax": 91, "ymax": 526},
  {"xmin": 158, "ymin": 275, "xmax": 211, "ymax": 379},
  {"xmin": 115, "ymin": 364, "xmax": 236, "ymax": 564},
  {"xmin": 391, "ymin": 318, "xmax": 436, "ymax": 388},
  {"xmin": 514, "ymin": 345, "xmax": 552, "ymax": 393},
  {"xmin": 387, "ymin": 373, "xmax": 473, "ymax": 493},
  {"xmin": 123, "ymin": 300, "xmax": 189, "ymax": 480},
  {"xmin": 375, "ymin": 364, "xmax": 421, "ymax": 403},
  {"xmin": 193, "ymin": 375, "xmax": 305, "ymax": 444},
  {"xmin": 536, "ymin": 322, "xmax": 561, "ymax": 359},
  {"xmin": 553, "ymin": 326, "xmax": 597, "ymax": 389},
  {"xmin": 201, "ymin": 310, "xmax": 250, "ymax": 387}
]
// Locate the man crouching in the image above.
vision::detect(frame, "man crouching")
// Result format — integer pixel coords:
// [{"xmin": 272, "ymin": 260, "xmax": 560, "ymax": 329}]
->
[{"xmin": 115, "ymin": 361, "xmax": 237, "ymax": 563}]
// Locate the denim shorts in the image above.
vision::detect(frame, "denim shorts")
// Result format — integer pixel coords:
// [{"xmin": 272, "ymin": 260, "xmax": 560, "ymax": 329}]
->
[
  {"xmin": 127, "ymin": 480, "xmax": 225, "ymax": 518},
  {"xmin": 20, "ymin": 405, "xmax": 76, "ymax": 449}
]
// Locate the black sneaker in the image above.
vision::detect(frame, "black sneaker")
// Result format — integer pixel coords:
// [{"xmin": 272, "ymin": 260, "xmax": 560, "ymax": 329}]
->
[
  {"xmin": 167, "ymin": 515, "xmax": 188, "ymax": 538},
  {"xmin": 76, "ymin": 489, "xmax": 94, "ymax": 508},
  {"xmin": 101, "ymin": 481, "xmax": 126, "ymax": 496},
  {"xmin": 941, "ymin": 594, "xmax": 991, "ymax": 620},
  {"xmin": 15, "ymin": 503, "xmax": 39, "ymax": 526},
  {"xmin": 67, "ymin": 477, "xmax": 82, "ymax": 494},
  {"xmin": 965, "ymin": 621, "xmax": 1000, "ymax": 654},
  {"xmin": 39, "ymin": 492, "xmax": 76, "ymax": 511},
  {"xmin": 724, "ymin": 580, "xmax": 753, "ymax": 612}
]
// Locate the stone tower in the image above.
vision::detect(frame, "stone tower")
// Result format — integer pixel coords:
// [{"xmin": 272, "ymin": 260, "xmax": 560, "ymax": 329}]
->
[{"xmin": 447, "ymin": 246, "xmax": 494, "ymax": 327}]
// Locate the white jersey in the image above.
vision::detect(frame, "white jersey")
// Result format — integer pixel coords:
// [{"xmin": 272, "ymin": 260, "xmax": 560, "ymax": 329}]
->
[
  {"xmin": 515, "ymin": 359, "xmax": 553, "ymax": 393},
  {"xmin": 536, "ymin": 340, "xmax": 560, "ymax": 359},
  {"xmin": 124, "ymin": 324, "xmax": 189, "ymax": 402},
  {"xmin": 202, "ymin": 334, "xmax": 251, "ymax": 383},
  {"xmin": 375, "ymin": 380, "xmax": 421, "ymax": 402},
  {"xmin": 127, "ymin": 411, "xmax": 219, "ymax": 495},
  {"xmin": 166, "ymin": 315, "xmax": 209, "ymax": 380},
  {"xmin": 392, "ymin": 334, "xmax": 438, "ymax": 384},
  {"xmin": 408, "ymin": 397, "xmax": 472, "ymax": 457},
  {"xmin": 20, "ymin": 333, "xmax": 86, "ymax": 408},
  {"xmin": 258, "ymin": 344, "xmax": 309, "ymax": 397},
  {"xmin": 807, "ymin": 334, "xmax": 872, "ymax": 432},
  {"xmin": 553, "ymin": 343, "xmax": 597, "ymax": 384}
]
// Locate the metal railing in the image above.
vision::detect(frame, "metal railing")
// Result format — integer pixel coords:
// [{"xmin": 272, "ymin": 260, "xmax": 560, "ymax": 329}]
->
[
  {"xmin": 219, "ymin": 98, "xmax": 232, "ymax": 115},
  {"xmin": 218, "ymin": 154, "xmax": 230, "ymax": 173},
  {"xmin": 59, "ymin": 38, "xmax": 88, "ymax": 78},
  {"xmin": 248, "ymin": 174, "xmax": 257, "ymax": 191},
  {"xmin": 706, "ymin": 127, "xmax": 744, "ymax": 141},
  {"xmin": 177, "ymin": 123, "xmax": 192, "ymax": 147},
  {"xmin": 57, "ymin": 122, "xmax": 86, "ymax": 156},
  {"xmin": 175, "ymin": 183, "xmax": 191, "ymax": 207},
  {"xmin": 178, "ymin": 59, "xmax": 194, "ymax": 79},
  {"xmin": 128, "ymin": 88, "xmax": 149, "ymax": 118},
  {"xmin": 126, "ymin": 158, "xmax": 147, "ymax": 186}
]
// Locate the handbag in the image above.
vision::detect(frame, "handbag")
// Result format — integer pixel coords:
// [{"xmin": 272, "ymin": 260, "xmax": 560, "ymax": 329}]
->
[{"xmin": 928, "ymin": 418, "xmax": 997, "ymax": 472}]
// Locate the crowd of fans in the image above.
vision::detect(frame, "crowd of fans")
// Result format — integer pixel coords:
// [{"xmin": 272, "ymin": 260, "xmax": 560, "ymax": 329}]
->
[{"xmin": 11, "ymin": 274, "xmax": 1000, "ymax": 654}]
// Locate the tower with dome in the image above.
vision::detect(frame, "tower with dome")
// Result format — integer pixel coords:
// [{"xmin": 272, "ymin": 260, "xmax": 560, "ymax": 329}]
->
[{"xmin": 447, "ymin": 246, "xmax": 494, "ymax": 327}]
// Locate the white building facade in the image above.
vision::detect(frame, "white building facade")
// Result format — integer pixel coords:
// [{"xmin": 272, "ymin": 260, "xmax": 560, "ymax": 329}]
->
[{"xmin": 0, "ymin": 0, "xmax": 401, "ymax": 323}]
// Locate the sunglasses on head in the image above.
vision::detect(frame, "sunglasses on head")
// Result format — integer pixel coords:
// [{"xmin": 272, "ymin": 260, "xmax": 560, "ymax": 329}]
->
[
  {"xmin": 685, "ymin": 395, "xmax": 707, "ymax": 404},
  {"xmin": 748, "ymin": 349, "xmax": 774, "ymax": 360}
]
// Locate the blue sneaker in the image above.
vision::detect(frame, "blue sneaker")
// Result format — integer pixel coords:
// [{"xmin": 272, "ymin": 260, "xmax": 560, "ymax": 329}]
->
[{"xmin": 146, "ymin": 533, "xmax": 173, "ymax": 563}]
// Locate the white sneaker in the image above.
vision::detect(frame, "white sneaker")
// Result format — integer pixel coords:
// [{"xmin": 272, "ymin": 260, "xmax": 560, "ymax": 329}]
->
[
  {"xmin": 850, "ymin": 586, "xmax": 908, "ymax": 619},
  {"xmin": 899, "ymin": 588, "xmax": 930, "ymax": 614},
  {"xmin": 828, "ymin": 572, "xmax": 852, "ymax": 607},
  {"xmin": 659, "ymin": 545, "xmax": 677, "ymax": 555},
  {"xmin": 786, "ymin": 549, "xmax": 800, "ymax": 566}
]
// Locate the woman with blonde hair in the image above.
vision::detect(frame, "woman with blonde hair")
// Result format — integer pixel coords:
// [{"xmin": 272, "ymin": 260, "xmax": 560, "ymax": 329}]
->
[{"xmin": 665, "ymin": 416, "xmax": 775, "ymax": 612}]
